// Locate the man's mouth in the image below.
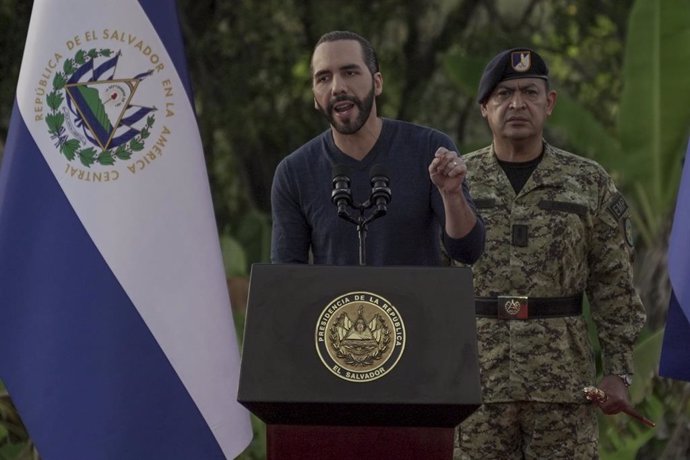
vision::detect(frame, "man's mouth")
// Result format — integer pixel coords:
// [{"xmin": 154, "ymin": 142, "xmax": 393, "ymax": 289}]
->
[
  {"xmin": 506, "ymin": 116, "xmax": 529, "ymax": 123},
  {"xmin": 333, "ymin": 101, "xmax": 356, "ymax": 114}
]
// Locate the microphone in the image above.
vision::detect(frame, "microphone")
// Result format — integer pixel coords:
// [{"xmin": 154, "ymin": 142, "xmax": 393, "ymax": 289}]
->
[
  {"xmin": 369, "ymin": 164, "xmax": 391, "ymax": 215},
  {"xmin": 331, "ymin": 164, "xmax": 352, "ymax": 216}
]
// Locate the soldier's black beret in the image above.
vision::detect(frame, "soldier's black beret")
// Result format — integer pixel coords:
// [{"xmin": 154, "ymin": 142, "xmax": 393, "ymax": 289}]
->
[{"xmin": 477, "ymin": 48, "xmax": 549, "ymax": 104}]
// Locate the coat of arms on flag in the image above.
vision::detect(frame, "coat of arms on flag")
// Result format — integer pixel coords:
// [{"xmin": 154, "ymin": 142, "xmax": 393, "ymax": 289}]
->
[{"xmin": 46, "ymin": 49, "xmax": 156, "ymax": 167}]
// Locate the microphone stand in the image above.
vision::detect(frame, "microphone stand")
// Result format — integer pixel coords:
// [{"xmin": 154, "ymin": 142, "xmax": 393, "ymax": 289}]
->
[
  {"xmin": 359, "ymin": 224, "xmax": 366, "ymax": 266},
  {"xmin": 332, "ymin": 165, "xmax": 391, "ymax": 266},
  {"xmin": 335, "ymin": 201, "xmax": 386, "ymax": 266}
]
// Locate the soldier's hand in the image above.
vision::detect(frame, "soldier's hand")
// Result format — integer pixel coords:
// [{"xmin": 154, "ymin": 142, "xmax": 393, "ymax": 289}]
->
[{"xmin": 596, "ymin": 374, "xmax": 631, "ymax": 415}]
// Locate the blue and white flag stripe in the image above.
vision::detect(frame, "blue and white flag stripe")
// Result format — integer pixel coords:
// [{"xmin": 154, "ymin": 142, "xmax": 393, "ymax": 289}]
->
[
  {"xmin": 0, "ymin": 1, "xmax": 252, "ymax": 458},
  {"xmin": 660, "ymin": 138, "xmax": 690, "ymax": 381}
]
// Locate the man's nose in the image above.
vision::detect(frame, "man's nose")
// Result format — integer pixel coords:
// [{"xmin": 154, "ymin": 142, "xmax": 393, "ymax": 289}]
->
[
  {"xmin": 330, "ymin": 75, "xmax": 347, "ymax": 95},
  {"xmin": 509, "ymin": 91, "xmax": 526, "ymax": 109}
]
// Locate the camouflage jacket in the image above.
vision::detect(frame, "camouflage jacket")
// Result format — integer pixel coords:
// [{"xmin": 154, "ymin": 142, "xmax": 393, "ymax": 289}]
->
[{"xmin": 458, "ymin": 142, "xmax": 646, "ymax": 403}]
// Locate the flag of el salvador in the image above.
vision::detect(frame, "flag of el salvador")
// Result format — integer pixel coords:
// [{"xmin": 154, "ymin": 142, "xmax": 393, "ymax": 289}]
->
[{"xmin": 0, "ymin": 0, "xmax": 253, "ymax": 458}]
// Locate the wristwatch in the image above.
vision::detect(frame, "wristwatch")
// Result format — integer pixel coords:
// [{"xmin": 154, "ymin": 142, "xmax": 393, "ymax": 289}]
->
[{"xmin": 617, "ymin": 374, "xmax": 633, "ymax": 387}]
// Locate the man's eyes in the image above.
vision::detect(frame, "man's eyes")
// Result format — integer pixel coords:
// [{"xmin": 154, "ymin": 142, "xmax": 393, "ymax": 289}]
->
[
  {"xmin": 314, "ymin": 71, "xmax": 359, "ymax": 83},
  {"xmin": 495, "ymin": 88, "xmax": 539, "ymax": 98}
]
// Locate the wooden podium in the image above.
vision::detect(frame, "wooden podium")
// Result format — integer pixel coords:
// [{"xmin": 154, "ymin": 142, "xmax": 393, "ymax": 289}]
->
[{"xmin": 238, "ymin": 264, "xmax": 481, "ymax": 460}]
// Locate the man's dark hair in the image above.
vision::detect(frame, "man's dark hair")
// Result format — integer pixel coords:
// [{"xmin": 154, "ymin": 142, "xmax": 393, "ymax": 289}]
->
[{"xmin": 313, "ymin": 30, "xmax": 379, "ymax": 75}]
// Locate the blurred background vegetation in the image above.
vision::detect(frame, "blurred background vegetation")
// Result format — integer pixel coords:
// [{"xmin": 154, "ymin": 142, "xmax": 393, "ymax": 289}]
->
[{"xmin": 1, "ymin": 0, "xmax": 689, "ymax": 458}]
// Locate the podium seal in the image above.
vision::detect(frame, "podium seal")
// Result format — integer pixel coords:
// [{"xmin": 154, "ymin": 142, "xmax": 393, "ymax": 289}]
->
[{"xmin": 315, "ymin": 291, "xmax": 406, "ymax": 382}]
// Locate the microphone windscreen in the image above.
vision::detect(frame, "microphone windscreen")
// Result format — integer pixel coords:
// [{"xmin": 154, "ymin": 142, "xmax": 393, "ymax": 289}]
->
[
  {"xmin": 369, "ymin": 164, "xmax": 388, "ymax": 180},
  {"xmin": 332, "ymin": 164, "xmax": 351, "ymax": 179}
]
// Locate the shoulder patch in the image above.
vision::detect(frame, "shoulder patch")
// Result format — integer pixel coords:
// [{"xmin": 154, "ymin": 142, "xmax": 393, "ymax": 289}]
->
[{"xmin": 607, "ymin": 192, "xmax": 628, "ymax": 221}]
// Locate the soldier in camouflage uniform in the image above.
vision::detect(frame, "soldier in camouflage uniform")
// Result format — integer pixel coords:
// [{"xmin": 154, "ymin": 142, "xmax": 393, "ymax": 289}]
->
[{"xmin": 453, "ymin": 48, "xmax": 647, "ymax": 459}]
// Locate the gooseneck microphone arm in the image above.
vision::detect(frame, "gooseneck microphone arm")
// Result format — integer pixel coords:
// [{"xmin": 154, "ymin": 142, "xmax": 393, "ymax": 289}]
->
[{"xmin": 331, "ymin": 164, "xmax": 392, "ymax": 266}]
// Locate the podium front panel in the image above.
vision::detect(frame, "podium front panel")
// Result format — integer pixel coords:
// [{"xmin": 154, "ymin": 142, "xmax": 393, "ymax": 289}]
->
[{"xmin": 238, "ymin": 264, "xmax": 481, "ymax": 427}]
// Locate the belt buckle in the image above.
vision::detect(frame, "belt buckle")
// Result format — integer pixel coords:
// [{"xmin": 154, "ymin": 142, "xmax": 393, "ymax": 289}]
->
[{"xmin": 497, "ymin": 295, "xmax": 528, "ymax": 320}]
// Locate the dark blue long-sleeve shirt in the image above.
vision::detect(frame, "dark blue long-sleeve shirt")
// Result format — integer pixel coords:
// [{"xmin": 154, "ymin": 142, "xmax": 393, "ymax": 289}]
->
[{"xmin": 270, "ymin": 118, "xmax": 485, "ymax": 266}]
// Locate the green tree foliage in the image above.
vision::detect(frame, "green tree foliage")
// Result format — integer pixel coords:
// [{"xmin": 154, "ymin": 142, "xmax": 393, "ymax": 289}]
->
[
  {"xmin": 0, "ymin": 0, "xmax": 32, "ymax": 157},
  {"xmin": 0, "ymin": 381, "xmax": 38, "ymax": 460},
  {"xmin": 618, "ymin": 0, "xmax": 690, "ymax": 244}
]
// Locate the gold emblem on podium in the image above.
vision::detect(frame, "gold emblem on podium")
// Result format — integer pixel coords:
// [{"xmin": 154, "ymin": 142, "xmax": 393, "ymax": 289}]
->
[{"xmin": 315, "ymin": 291, "xmax": 405, "ymax": 382}]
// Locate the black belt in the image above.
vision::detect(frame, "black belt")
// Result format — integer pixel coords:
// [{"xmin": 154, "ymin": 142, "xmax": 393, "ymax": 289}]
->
[{"xmin": 475, "ymin": 294, "xmax": 583, "ymax": 320}]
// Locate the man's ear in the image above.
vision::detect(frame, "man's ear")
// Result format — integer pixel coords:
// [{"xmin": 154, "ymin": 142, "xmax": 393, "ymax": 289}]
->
[
  {"xmin": 545, "ymin": 90, "xmax": 557, "ymax": 116},
  {"xmin": 374, "ymin": 72, "xmax": 383, "ymax": 96},
  {"xmin": 480, "ymin": 103, "xmax": 488, "ymax": 118}
]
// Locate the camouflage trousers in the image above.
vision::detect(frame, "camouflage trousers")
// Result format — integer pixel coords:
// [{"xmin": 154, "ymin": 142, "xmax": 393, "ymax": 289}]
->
[{"xmin": 454, "ymin": 402, "xmax": 598, "ymax": 459}]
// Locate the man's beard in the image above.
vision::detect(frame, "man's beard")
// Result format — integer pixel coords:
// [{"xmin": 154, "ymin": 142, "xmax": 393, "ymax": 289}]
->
[{"xmin": 317, "ymin": 84, "xmax": 375, "ymax": 135}]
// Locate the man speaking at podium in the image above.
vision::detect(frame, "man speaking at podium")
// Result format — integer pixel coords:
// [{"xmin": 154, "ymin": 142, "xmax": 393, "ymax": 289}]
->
[{"xmin": 270, "ymin": 30, "xmax": 484, "ymax": 266}]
